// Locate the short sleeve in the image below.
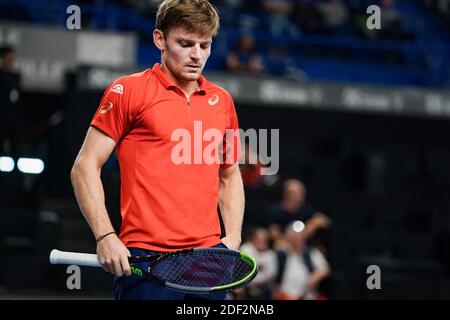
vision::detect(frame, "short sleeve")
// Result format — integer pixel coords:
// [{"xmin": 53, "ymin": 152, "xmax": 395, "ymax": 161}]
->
[
  {"xmin": 220, "ymin": 97, "xmax": 241, "ymax": 168},
  {"xmin": 90, "ymin": 79, "xmax": 134, "ymax": 143}
]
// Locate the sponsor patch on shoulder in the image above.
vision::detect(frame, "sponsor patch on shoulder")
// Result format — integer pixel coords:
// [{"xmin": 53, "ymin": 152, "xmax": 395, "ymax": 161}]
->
[{"xmin": 111, "ymin": 84, "xmax": 124, "ymax": 95}]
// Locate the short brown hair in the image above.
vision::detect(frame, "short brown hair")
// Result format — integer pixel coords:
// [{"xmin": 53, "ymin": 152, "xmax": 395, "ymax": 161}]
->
[{"xmin": 156, "ymin": 0, "xmax": 220, "ymax": 37}]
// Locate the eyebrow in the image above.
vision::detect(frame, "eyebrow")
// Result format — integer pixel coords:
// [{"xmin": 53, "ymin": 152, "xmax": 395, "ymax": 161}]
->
[{"xmin": 177, "ymin": 38, "xmax": 212, "ymax": 45}]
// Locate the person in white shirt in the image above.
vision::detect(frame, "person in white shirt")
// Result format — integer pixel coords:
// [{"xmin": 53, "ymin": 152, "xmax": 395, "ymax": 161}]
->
[
  {"xmin": 276, "ymin": 221, "xmax": 331, "ymax": 300},
  {"xmin": 239, "ymin": 227, "xmax": 278, "ymax": 299}
]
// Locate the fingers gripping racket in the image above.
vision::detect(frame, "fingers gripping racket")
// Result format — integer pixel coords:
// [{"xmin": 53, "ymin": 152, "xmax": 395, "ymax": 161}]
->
[{"xmin": 50, "ymin": 248, "xmax": 258, "ymax": 294}]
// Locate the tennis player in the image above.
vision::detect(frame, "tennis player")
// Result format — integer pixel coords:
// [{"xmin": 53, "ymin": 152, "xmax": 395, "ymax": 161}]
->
[{"xmin": 70, "ymin": 0, "xmax": 244, "ymax": 300}]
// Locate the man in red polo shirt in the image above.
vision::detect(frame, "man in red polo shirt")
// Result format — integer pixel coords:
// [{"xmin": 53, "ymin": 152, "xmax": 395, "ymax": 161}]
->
[{"xmin": 70, "ymin": 0, "xmax": 244, "ymax": 300}]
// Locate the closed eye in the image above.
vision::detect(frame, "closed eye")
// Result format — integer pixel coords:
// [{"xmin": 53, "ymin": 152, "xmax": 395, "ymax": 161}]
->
[
  {"xmin": 179, "ymin": 41, "xmax": 193, "ymax": 48},
  {"xmin": 178, "ymin": 40, "xmax": 211, "ymax": 49}
]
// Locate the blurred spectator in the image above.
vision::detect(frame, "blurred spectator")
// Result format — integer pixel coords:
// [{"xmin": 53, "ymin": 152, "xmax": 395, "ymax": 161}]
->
[
  {"xmin": 265, "ymin": 179, "xmax": 331, "ymax": 249},
  {"xmin": 214, "ymin": 0, "xmax": 245, "ymax": 11},
  {"xmin": 264, "ymin": 44, "xmax": 307, "ymax": 81},
  {"xmin": 379, "ymin": 0, "xmax": 412, "ymax": 40},
  {"xmin": 290, "ymin": 1, "xmax": 326, "ymax": 34},
  {"xmin": 0, "ymin": 45, "xmax": 21, "ymax": 157},
  {"xmin": 275, "ymin": 222, "xmax": 331, "ymax": 300},
  {"xmin": 214, "ymin": 0, "xmax": 262, "ymax": 30},
  {"xmin": 214, "ymin": 0, "xmax": 260, "ymax": 13},
  {"xmin": 357, "ymin": 0, "xmax": 414, "ymax": 41},
  {"xmin": 225, "ymin": 34, "xmax": 264, "ymax": 75},
  {"xmin": 126, "ymin": 0, "xmax": 160, "ymax": 18},
  {"xmin": 239, "ymin": 227, "xmax": 278, "ymax": 299},
  {"xmin": 317, "ymin": 0, "xmax": 350, "ymax": 34},
  {"xmin": 262, "ymin": 0, "xmax": 300, "ymax": 37},
  {"xmin": 423, "ymin": 0, "xmax": 450, "ymax": 30},
  {"xmin": 0, "ymin": 46, "xmax": 15, "ymax": 72}
]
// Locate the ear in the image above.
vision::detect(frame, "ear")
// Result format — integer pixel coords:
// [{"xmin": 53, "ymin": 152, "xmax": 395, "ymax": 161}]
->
[{"xmin": 153, "ymin": 29, "xmax": 165, "ymax": 51}]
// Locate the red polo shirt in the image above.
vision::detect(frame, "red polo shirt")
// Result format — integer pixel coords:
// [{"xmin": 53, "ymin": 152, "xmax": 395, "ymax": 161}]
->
[{"xmin": 90, "ymin": 64, "xmax": 240, "ymax": 251}]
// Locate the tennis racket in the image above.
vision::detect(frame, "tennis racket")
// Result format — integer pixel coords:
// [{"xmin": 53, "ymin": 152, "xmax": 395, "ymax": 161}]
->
[{"xmin": 50, "ymin": 248, "xmax": 258, "ymax": 293}]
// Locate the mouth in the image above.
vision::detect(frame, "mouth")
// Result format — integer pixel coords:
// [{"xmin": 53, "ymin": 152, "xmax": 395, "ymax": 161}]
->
[{"xmin": 186, "ymin": 65, "xmax": 201, "ymax": 69}]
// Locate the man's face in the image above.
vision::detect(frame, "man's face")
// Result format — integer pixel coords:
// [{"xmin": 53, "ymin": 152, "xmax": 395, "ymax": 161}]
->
[
  {"xmin": 154, "ymin": 26, "xmax": 212, "ymax": 82},
  {"xmin": 1, "ymin": 51, "xmax": 15, "ymax": 71},
  {"xmin": 253, "ymin": 229, "xmax": 269, "ymax": 251},
  {"xmin": 284, "ymin": 184, "xmax": 305, "ymax": 205},
  {"xmin": 287, "ymin": 230, "xmax": 307, "ymax": 250}
]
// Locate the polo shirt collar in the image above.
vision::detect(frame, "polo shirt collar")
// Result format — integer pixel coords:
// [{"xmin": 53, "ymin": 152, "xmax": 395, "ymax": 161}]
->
[{"xmin": 152, "ymin": 63, "xmax": 207, "ymax": 94}]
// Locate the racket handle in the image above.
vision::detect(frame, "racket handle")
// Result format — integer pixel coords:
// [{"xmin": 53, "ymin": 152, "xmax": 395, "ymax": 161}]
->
[{"xmin": 49, "ymin": 249, "xmax": 102, "ymax": 267}]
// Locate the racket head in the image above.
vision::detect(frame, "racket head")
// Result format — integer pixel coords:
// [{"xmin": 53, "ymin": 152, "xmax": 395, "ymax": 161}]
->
[{"xmin": 145, "ymin": 248, "xmax": 258, "ymax": 293}]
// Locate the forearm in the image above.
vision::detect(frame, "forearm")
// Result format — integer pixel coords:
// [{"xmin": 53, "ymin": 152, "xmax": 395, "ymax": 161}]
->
[
  {"xmin": 254, "ymin": 266, "xmax": 276, "ymax": 285},
  {"xmin": 309, "ymin": 267, "xmax": 330, "ymax": 289},
  {"xmin": 218, "ymin": 166, "xmax": 245, "ymax": 241},
  {"xmin": 71, "ymin": 160, "xmax": 114, "ymax": 239}
]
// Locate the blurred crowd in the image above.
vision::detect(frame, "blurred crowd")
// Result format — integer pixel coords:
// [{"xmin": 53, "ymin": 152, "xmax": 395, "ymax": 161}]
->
[
  {"xmin": 108, "ymin": 0, "xmax": 414, "ymax": 40},
  {"xmin": 423, "ymin": 0, "xmax": 450, "ymax": 29},
  {"xmin": 234, "ymin": 144, "xmax": 333, "ymax": 300},
  {"xmin": 220, "ymin": 0, "xmax": 415, "ymax": 78},
  {"xmin": 2, "ymin": 0, "xmax": 449, "ymax": 86},
  {"xmin": 74, "ymin": 0, "xmax": 421, "ymax": 40},
  {"xmin": 216, "ymin": 0, "xmax": 413, "ymax": 39},
  {"xmin": 74, "ymin": 0, "xmax": 421, "ymax": 80},
  {"xmin": 234, "ymin": 178, "xmax": 332, "ymax": 300}
]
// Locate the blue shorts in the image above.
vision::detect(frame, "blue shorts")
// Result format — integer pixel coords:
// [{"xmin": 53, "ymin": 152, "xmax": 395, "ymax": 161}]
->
[{"xmin": 113, "ymin": 243, "xmax": 228, "ymax": 300}]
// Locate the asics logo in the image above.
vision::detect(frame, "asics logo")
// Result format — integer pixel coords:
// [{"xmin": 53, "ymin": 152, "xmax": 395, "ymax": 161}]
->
[{"xmin": 208, "ymin": 95, "xmax": 219, "ymax": 106}]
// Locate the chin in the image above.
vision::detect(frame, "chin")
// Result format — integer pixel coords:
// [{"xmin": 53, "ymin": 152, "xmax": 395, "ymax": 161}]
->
[{"xmin": 182, "ymin": 72, "xmax": 201, "ymax": 81}]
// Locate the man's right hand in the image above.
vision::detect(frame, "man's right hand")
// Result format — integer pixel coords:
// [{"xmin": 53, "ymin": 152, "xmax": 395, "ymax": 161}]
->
[{"xmin": 96, "ymin": 234, "xmax": 132, "ymax": 277}]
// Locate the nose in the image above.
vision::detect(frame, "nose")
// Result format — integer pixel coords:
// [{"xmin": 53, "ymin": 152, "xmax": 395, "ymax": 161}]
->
[{"xmin": 190, "ymin": 44, "xmax": 201, "ymax": 60}]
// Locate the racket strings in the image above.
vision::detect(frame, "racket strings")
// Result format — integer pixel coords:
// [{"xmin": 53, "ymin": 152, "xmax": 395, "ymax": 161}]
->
[{"xmin": 151, "ymin": 251, "xmax": 254, "ymax": 288}]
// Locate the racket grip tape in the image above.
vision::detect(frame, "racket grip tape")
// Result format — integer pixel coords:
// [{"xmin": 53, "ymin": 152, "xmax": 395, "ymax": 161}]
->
[{"xmin": 49, "ymin": 249, "xmax": 102, "ymax": 267}]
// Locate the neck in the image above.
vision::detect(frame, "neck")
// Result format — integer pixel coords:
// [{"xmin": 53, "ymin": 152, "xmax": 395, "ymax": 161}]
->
[
  {"xmin": 282, "ymin": 200, "xmax": 301, "ymax": 213},
  {"xmin": 161, "ymin": 63, "xmax": 199, "ymax": 97},
  {"xmin": 289, "ymin": 244, "xmax": 303, "ymax": 255}
]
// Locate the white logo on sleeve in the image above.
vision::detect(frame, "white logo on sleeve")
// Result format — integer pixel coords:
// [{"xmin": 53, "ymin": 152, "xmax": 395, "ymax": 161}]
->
[
  {"xmin": 111, "ymin": 84, "xmax": 124, "ymax": 95},
  {"xmin": 208, "ymin": 95, "xmax": 219, "ymax": 106}
]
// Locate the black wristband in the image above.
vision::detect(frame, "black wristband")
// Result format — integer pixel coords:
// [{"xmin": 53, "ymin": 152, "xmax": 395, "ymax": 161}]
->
[{"xmin": 96, "ymin": 231, "xmax": 116, "ymax": 243}]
